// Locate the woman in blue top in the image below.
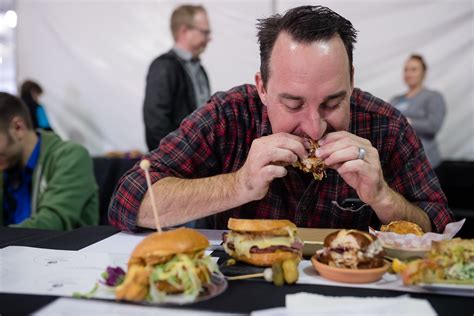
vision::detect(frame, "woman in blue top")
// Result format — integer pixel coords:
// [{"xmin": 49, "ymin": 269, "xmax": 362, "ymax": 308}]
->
[
  {"xmin": 20, "ymin": 80, "xmax": 54, "ymax": 132},
  {"xmin": 390, "ymin": 54, "xmax": 446, "ymax": 170}
]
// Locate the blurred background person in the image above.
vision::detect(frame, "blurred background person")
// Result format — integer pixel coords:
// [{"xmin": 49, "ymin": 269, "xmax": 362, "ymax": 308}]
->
[
  {"xmin": 20, "ymin": 80, "xmax": 54, "ymax": 132},
  {"xmin": 0, "ymin": 92, "xmax": 98, "ymax": 230},
  {"xmin": 143, "ymin": 4, "xmax": 211, "ymax": 151},
  {"xmin": 390, "ymin": 54, "xmax": 447, "ymax": 171}
]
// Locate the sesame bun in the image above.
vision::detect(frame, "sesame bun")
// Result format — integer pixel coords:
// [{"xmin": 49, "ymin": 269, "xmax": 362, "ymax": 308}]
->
[
  {"xmin": 129, "ymin": 228, "xmax": 209, "ymax": 266},
  {"xmin": 228, "ymin": 218, "xmax": 297, "ymax": 236}
]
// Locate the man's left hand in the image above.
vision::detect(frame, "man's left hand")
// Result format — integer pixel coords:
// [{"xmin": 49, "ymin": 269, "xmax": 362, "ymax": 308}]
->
[{"xmin": 317, "ymin": 131, "xmax": 389, "ymax": 206}]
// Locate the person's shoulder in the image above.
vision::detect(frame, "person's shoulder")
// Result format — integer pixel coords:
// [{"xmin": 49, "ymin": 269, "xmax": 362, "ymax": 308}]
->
[
  {"xmin": 390, "ymin": 93, "xmax": 404, "ymax": 103},
  {"xmin": 212, "ymin": 84, "xmax": 258, "ymax": 102},
  {"xmin": 41, "ymin": 132, "xmax": 91, "ymax": 160},
  {"xmin": 351, "ymin": 88, "xmax": 399, "ymax": 118},
  {"xmin": 421, "ymin": 88, "xmax": 444, "ymax": 99},
  {"xmin": 149, "ymin": 50, "xmax": 180, "ymax": 67},
  {"xmin": 194, "ymin": 84, "xmax": 261, "ymax": 123}
]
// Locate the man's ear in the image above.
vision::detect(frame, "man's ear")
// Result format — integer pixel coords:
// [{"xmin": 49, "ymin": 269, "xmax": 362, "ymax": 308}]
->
[
  {"xmin": 8, "ymin": 116, "xmax": 28, "ymax": 141},
  {"xmin": 255, "ymin": 72, "xmax": 268, "ymax": 106},
  {"xmin": 176, "ymin": 24, "xmax": 189, "ymax": 41}
]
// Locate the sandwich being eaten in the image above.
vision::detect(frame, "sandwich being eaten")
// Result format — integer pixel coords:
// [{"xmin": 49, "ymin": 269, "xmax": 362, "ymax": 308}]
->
[
  {"xmin": 115, "ymin": 228, "xmax": 221, "ymax": 303},
  {"xmin": 292, "ymin": 138, "xmax": 326, "ymax": 180},
  {"xmin": 316, "ymin": 229, "xmax": 385, "ymax": 269},
  {"xmin": 223, "ymin": 218, "xmax": 303, "ymax": 267}
]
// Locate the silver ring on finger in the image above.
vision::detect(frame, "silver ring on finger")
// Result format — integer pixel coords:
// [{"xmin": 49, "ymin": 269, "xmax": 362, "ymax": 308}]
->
[{"xmin": 358, "ymin": 147, "xmax": 367, "ymax": 160}]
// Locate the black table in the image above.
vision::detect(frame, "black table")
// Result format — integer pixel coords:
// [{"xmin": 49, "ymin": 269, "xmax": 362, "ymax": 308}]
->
[{"xmin": 1, "ymin": 226, "xmax": 473, "ymax": 315}]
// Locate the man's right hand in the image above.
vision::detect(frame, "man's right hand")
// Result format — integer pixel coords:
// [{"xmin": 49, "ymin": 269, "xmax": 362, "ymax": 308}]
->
[{"xmin": 235, "ymin": 133, "xmax": 306, "ymax": 202}]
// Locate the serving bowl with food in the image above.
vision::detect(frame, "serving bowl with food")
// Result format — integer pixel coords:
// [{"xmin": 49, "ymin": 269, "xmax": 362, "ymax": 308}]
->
[
  {"xmin": 369, "ymin": 219, "xmax": 466, "ymax": 260},
  {"xmin": 311, "ymin": 229, "xmax": 389, "ymax": 283}
]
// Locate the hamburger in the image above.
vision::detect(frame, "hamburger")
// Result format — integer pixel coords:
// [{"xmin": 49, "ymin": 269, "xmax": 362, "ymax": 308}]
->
[
  {"xmin": 115, "ymin": 228, "xmax": 221, "ymax": 303},
  {"xmin": 380, "ymin": 220, "xmax": 424, "ymax": 236},
  {"xmin": 222, "ymin": 218, "xmax": 303, "ymax": 267},
  {"xmin": 316, "ymin": 229, "xmax": 385, "ymax": 269},
  {"xmin": 395, "ymin": 238, "xmax": 474, "ymax": 285},
  {"xmin": 292, "ymin": 138, "xmax": 326, "ymax": 180}
]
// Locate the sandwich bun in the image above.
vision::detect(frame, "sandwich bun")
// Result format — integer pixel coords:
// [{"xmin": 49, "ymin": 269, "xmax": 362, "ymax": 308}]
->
[
  {"xmin": 380, "ymin": 220, "xmax": 424, "ymax": 236},
  {"xmin": 228, "ymin": 218, "xmax": 297, "ymax": 236},
  {"xmin": 129, "ymin": 228, "xmax": 209, "ymax": 266},
  {"xmin": 324, "ymin": 229, "xmax": 374, "ymax": 250}
]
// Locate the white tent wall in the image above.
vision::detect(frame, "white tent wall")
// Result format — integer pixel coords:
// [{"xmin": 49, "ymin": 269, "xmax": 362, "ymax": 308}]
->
[{"xmin": 16, "ymin": 0, "xmax": 474, "ymax": 159}]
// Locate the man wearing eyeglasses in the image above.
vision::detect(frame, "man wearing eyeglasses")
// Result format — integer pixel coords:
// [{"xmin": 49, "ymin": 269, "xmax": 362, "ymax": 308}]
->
[{"xmin": 143, "ymin": 4, "xmax": 212, "ymax": 151}]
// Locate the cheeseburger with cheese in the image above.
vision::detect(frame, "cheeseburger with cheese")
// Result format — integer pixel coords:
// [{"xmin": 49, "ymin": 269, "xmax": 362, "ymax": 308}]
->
[
  {"xmin": 115, "ymin": 228, "xmax": 220, "ymax": 303},
  {"xmin": 223, "ymin": 218, "xmax": 303, "ymax": 267}
]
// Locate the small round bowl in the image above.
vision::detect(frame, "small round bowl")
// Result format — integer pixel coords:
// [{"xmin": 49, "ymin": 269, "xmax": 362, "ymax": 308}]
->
[{"xmin": 311, "ymin": 255, "xmax": 389, "ymax": 284}]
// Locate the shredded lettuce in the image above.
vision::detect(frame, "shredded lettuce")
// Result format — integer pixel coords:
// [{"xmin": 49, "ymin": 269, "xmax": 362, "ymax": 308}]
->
[{"xmin": 148, "ymin": 253, "xmax": 221, "ymax": 303}]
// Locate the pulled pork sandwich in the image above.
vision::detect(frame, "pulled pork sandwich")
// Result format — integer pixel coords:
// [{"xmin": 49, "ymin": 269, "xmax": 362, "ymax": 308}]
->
[
  {"xmin": 316, "ymin": 229, "xmax": 385, "ymax": 269},
  {"xmin": 394, "ymin": 238, "xmax": 474, "ymax": 285},
  {"xmin": 292, "ymin": 138, "xmax": 326, "ymax": 180},
  {"xmin": 380, "ymin": 220, "xmax": 424, "ymax": 236},
  {"xmin": 115, "ymin": 228, "xmax": 220, "ymax": 303},
  {"xmin": 223, "ymin": 218, "xmax": 303, "ymax": 267}
]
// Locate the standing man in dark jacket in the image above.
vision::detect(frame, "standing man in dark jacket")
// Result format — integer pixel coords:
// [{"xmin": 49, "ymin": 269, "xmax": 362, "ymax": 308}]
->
[{"xmin": 144, "ymin": 4, "xmax": 211, "ymax": 151}]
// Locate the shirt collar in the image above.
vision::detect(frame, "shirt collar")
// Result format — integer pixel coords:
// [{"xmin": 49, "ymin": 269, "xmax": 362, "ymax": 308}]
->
[
  {"xmin": 172, "ymin": 46, "xmax": 195, "ymax": 62},
  {"xmin": 25, "ymin": 134, "xmax": 41, "ymax": 172}
]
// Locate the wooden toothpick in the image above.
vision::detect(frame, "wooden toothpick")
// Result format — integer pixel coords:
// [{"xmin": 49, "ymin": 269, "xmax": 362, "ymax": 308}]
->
[
  {"xmin": 140, "ymin": 159, "xmax": 162, "ymax": 233},
  {"xmin": 226, "ymin": 269, "xmax": 273, "ymax": 281},
  {"xmin": 226, "ymin": 273, "xmax": 264, "ymax": 281}
]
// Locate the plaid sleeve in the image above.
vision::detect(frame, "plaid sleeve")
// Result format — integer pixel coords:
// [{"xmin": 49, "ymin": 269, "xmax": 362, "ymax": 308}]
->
[
  {"xmin": 107, "ymin": 115, "xmax": 218, "ymax": 232},
  {"xmin": 107, "ymin": 162, "xmax": 147, "ymax": 232},
  {"xmin": 385, "ymin": 116, "xmax": 455, "ymax": 233},
  {"xmin": 108, "ymin": 89, "xmax": 245, "ymax": 231}
]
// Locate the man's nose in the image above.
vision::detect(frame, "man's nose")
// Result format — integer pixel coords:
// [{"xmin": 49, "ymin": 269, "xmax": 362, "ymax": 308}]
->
[{"xmin": 304, "ymin": 109, "xmax": 326, "ymax": 140}]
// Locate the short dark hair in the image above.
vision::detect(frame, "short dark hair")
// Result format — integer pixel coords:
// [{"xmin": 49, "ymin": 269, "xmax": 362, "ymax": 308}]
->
[
  {"xmin": 170, "ymin": 5, "xmax": 206, "ymax": 40},
  {"xmin": 20, "ymin": 80, "xmax": 43, "ymax": 99},
  {"xmin": 409, "ymin": 54, "xmax": 427, "ymax": 72},
  {"xmin": 0, "ymin": 92, "xmax": 33, "ymax": 131},
  {"xmin": 257, "ymin": 5, "xmax": 358, "ymax": 87}
]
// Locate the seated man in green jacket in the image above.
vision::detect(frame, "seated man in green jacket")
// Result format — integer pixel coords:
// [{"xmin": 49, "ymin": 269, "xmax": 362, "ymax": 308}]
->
[{"xmin": 0, "ymin": 92, "xmax": 98, "ymax": 230}]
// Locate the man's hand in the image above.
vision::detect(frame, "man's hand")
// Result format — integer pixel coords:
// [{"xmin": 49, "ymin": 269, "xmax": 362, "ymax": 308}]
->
[
  {"xmin": 236, "ymin": 133, "xmax": 306, "ymax": 202},
  {"xmin": 316, "ymin": 131, "xmax": 388, "ymax": 206},
  {"xmin": 316, "ymin": 131, "xmax": 431, "ymax": 232}
]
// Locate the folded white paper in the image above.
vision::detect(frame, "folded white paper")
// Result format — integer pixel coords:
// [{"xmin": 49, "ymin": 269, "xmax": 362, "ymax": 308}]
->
[
  {"xmin": 285, "ymin": 292, "xmax": 437, "ymax": 316},
  {"xmin": 34, "ymin": 297, "xmax": 240, "ymax": 316}
]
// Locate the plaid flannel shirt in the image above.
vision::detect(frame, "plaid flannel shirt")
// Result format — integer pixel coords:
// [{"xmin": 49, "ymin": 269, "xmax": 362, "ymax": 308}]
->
[{"xmin": 109, "ymin": 85, "xmax": 454, "ymax": 232}]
